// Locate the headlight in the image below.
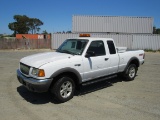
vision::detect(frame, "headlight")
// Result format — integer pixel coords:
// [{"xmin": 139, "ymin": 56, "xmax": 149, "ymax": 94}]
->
[
  {"xmin": 31, "ymin": 68, "xmax": 45, "ymax": 77},
  {"xmin": 31, "ymin": 68, "xmax": 39, "ymax": 76}
]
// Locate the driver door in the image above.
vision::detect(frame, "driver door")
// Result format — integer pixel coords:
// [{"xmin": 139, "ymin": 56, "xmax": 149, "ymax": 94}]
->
[{"xmin": 82, "ymin": 40, "xmax": 110, "ymax": 82}]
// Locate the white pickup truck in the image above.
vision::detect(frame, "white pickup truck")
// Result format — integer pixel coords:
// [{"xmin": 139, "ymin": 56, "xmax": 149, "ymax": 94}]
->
[{"xmin": 17, "ymin": 34, "xmax": 145, "ymax": 103}]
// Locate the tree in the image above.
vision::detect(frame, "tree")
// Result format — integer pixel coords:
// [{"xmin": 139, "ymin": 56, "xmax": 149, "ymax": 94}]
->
[
  {"xmin": 28, "ymin": 18, "xmax": 43, "ymax": 34},
  {"xmin": 153, "ymin": 26, "xmax": 157, "ymax": 34},
  {"xmin": 8, "ymin": 15, "xmax": 30, "ymax": 36},
  {"xmin": 42, "ymin": 30, "xmax": 48, "ymax": 34},
  {"xmin": 66, "ymin": 31, "xmax": 72, "ymax": 33},
  {"xmin": 153, "ymin": 26, "xmax": 160, "ymax": 34},
  {"xmin": 156, "ymin": 28, "xmax": 160, "ymax": 34},
  {"xmin": 8, "ymin": 15, "xmax": 43, "ymax": 36}
]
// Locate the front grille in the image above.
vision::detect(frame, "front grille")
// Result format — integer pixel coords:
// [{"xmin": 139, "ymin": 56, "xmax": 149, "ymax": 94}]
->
[{"xmin": 20, "ymin": 63, "xmax": 30, "ymax": 75}]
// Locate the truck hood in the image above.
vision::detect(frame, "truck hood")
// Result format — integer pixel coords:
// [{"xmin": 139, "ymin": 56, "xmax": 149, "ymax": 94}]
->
[{"xmin": 20, "ymin": 52, "xmax": 72, "ymax": 68}]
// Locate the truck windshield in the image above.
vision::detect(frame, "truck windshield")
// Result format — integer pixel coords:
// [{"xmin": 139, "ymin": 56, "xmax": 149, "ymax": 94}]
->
[{"xmin": 56, "ymin": 39, "xmax": 89, "ymax": 55}]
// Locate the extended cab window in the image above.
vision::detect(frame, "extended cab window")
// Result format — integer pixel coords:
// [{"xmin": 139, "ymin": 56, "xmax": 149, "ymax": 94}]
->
[
  {"xmin": 107, "ymin": 41, "xmax": 116, "ymax": 54},
  {"xmin": 87, "ymin": 41, "xmax": 106, "ymax": 56}
]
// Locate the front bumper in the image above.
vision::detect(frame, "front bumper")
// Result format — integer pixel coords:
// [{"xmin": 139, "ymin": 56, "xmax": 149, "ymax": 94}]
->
[{"xmin": 17, "ymin": 69, "xmax": 52, "ymax": 92}]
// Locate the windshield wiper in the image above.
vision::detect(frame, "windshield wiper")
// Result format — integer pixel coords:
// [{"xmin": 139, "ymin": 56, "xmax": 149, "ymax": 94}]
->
[{"xmin": 57, "ymin": 50, "xmax": 76, "ymax": 55}]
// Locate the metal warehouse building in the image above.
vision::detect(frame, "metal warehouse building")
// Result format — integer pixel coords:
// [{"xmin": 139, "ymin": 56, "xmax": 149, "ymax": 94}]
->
[{"xmin": 72, "ymin": 15, "xmax": 153, "ymax": 34}]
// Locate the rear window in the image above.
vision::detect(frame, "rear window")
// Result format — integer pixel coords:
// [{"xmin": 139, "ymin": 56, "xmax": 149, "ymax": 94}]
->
[{"xmin": 107, "ymin": 41, "xmax": 116, "ymax": 54}]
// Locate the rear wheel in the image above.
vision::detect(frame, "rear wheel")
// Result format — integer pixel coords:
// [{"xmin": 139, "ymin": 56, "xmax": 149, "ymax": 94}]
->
[
  {"xmin": 124, "ymin": 64, "xmax": 137, "ymax": 81},
  {"xmin": 51, "ymin": 76, "xmax": 75, "ymax": 103}
]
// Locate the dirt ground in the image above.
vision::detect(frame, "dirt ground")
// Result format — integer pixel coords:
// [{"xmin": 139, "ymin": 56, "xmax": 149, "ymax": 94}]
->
[{"xmin": 0, "ymin": 50, "xmax": 160, "ymax": 120}]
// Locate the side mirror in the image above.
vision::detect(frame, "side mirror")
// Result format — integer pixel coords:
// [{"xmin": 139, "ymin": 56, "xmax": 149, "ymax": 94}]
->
[{"xmin": 85, "ymin": 51, "xmax": 95, "ymax": 58}]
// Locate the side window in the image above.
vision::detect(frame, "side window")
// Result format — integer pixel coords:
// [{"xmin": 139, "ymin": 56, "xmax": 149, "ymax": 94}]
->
[
  {"xmin": 107, "ymin": 41, "xmax": 116, "ymax": 54},
  {"xmin": 87, "ymin": 41, "xmax": 106, "ymax": 56}
]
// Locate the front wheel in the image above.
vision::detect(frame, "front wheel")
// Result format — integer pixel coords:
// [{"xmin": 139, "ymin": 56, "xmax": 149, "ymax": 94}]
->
[
  {"xmin": 124, "ymin": 64, "xmax": 137, "ymax": 81},
  {"xmin": 51, "ymin": 76, "xmax": 75, "ymax": 103}
]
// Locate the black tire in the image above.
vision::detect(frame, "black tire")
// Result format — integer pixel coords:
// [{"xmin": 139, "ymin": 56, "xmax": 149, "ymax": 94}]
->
[
  {"xmin": 51, "ymin": 76, "xmax": 75, "ymax": 103},
  {"xmin": 124, "ymin": 64, "xmax": 137, "ymax": 81}
]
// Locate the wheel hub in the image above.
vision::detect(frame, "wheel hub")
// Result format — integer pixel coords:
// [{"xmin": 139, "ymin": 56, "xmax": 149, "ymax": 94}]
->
[
  {"xmin": 129, "ymin": 67, "xmax": 135, "ymax": 78},
  {"xmin": 60, "ymin": 81, "xmax": 72, "ymax": 98}
]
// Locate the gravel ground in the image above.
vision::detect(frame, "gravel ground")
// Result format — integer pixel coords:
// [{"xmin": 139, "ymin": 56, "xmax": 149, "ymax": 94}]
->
[{"xmin": 0, "ymin": 50, "xmax": 160, "ymax": 120}]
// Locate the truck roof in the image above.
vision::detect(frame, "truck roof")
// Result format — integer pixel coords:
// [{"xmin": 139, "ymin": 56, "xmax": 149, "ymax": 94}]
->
[{"xmin": 68, "ymin": 37, "xmax": 114, "ymax": 41}]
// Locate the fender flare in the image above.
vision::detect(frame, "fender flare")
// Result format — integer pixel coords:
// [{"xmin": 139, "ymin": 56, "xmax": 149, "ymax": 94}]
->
[
  {"xmin": 124, "ymin": 57, "xmax": 140, "ymax": 72},
  {"xmin": 50, "ymin": 67, "xmax": 82, "ymax": 84}
]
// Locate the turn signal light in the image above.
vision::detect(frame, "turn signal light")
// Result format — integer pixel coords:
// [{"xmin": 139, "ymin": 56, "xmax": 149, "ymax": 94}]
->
[{"xmin": 38, "ymin": 69, "xmax": 45, "ymax": 77}]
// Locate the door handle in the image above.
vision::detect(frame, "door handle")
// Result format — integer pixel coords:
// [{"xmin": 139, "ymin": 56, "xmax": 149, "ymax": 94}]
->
[{"xmin": 105, "ymin": 58, "xmax": 109, "ymax": 61}]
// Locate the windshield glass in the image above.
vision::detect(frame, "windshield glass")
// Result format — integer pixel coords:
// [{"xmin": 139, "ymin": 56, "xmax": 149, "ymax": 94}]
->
[{"xmin": 56, "ymin": 39, "xmax": 88, "ymax": 55}]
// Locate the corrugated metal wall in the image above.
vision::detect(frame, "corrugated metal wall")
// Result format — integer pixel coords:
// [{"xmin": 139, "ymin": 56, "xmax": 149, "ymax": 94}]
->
[
  {"xmin": 52, "ymin": 33, "xmax": 79, "ymax": 49},
  {"xmin": 52, "ymin": 33, "xmax": 160, "ymax": 50},
  {"xmin": 91, "ymin": 34, "xmax": 133, "ymax": 48},
  {"xmin": 72, "ymin": 15, "xmax": 153, "ymax": 34},
  {"xmin": 132, "ymin": 34, "xmax": 160, "ymax": 50},
  {"xmin": 51, "ymin": 33, "xmax": 133, "ymax": 49}
]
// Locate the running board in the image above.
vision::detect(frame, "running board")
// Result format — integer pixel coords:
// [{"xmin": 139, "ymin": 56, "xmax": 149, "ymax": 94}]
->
[{"xmin": 82, "ymin": 74, "xmax": 117, "ymax": 86}]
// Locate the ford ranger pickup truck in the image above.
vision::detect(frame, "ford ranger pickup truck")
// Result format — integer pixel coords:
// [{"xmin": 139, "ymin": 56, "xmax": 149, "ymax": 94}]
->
[{"xmin": 17, "ymin": 34, "xmax": 145, "ymax": 103}]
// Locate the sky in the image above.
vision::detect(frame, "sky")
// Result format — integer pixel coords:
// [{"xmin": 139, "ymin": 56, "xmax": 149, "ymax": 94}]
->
[{"xmin": 0, "ymin": 0, "xmax": 160, "ymax": 34}]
